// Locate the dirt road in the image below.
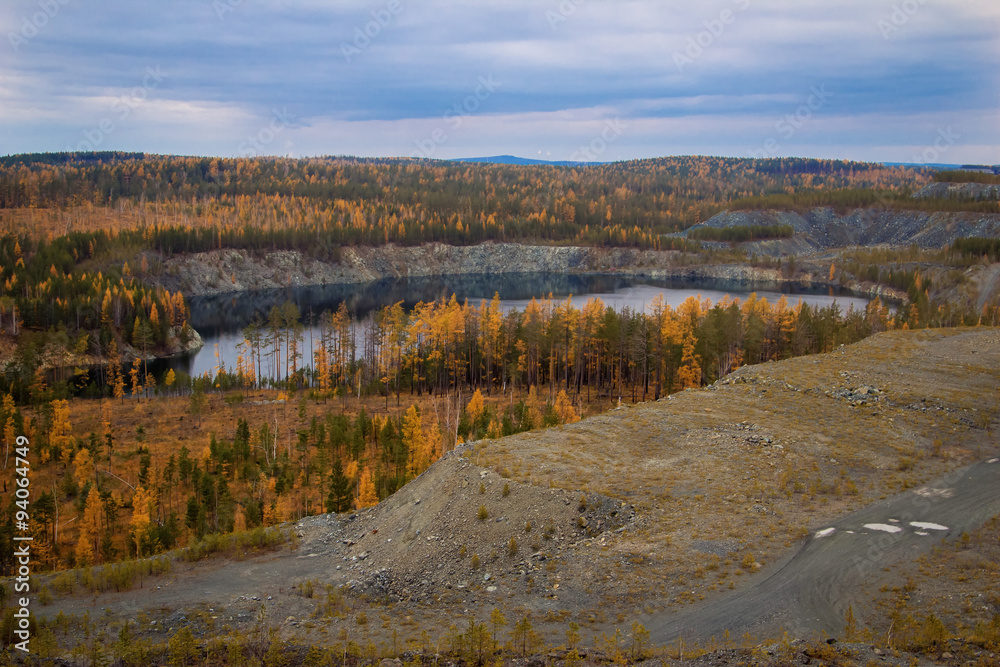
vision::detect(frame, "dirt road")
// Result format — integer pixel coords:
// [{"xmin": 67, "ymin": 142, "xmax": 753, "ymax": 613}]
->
[{"xmin": 648, "ymin": 457, "xmax": 1000, "ymax": 644}]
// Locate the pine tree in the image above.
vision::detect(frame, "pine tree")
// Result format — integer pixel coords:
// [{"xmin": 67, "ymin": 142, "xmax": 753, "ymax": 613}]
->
[{"xmin": 325, "ymin": 458, "xmax": 352, "ymax": 514}]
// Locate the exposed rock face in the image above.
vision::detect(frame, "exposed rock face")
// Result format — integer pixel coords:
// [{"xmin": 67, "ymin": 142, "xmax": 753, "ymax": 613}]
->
[
  {"xmin": 165, "ymin": 323, "xmax": 204, "ymax": 357},
  {"xmin": 689, "ymin": 207, "xmax": 1000, "ymax": 255},
  {"xmin": 157, "ymin": 243, "xmax": 796, "ymax": 298},
  {"xmin": 914, "ymin": 182, "xmax": 1000, "ymax": 200}
]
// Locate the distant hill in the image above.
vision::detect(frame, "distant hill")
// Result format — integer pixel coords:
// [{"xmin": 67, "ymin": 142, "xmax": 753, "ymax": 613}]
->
[
  {"xmin": 453, "ymin": 155, "xmax": 596, "ymax": 167},
  {"xmin": 880, "ymin": 161, "xmax": 1000, "ymax": 174}
]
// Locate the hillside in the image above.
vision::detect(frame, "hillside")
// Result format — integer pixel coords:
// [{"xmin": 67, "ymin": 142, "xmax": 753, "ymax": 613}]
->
[
  {"xmin": 914, "ymin": 182, "xmax": 1000, "ymax": 201},
  {"xmin": 36, "ymin": 327, "xmax": 1000, "ymax": 661},
  {"xmin": 155, "ymin": 243, "xmax": 776, "ymax": 297},
  {"xmin": 686, "ymin": 207, "xmax": 1000, "ymax": 256}
]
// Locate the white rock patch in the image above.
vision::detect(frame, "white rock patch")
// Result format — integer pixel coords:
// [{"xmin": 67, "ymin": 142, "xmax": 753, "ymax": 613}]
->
[
  {"xmin": 910, "ymin": 522, "xmax": 948, "ymax": 531},
  {"xmin": 864, "ymin": 523, "xmax": 902, "ymax": 533}
]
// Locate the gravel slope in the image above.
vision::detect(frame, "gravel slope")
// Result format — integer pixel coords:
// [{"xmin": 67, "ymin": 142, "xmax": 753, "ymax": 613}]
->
[{"xmin": 649, "ymin": 457, "xmax": 1000, "ymax": 643}]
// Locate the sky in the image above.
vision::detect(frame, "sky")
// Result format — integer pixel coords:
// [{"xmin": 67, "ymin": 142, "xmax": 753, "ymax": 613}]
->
[{"xmin": 1, "ymin": 0, "xmax": 998, "ymax": 164}]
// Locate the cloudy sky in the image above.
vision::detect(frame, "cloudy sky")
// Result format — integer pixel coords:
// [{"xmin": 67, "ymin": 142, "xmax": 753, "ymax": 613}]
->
[{"xmin": 1, "ymin": 0, "xmax": 997, "ymax": 163}]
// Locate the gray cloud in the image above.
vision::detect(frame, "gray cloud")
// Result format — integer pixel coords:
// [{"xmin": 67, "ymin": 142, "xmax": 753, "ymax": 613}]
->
[{"xmin": 1, "ymin": 0, "xmax": 997, "ymax": 161}]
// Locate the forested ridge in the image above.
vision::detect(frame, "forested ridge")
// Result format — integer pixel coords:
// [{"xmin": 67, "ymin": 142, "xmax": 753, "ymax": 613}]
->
[{"xmin": 0, "ymin": 153, "xmax": 935, "ymax": 251}]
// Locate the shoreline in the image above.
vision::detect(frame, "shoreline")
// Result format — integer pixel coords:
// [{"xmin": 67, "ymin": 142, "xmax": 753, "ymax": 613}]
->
[{"xmin": 154, "ymin": 242, "xmax": 905, "ymax": 305}]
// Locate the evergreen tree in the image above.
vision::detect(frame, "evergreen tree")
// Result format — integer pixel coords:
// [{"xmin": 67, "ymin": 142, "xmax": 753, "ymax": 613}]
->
[{"xmin": 325, "ymin": 458, "xmax": 352, "ymax": 514}]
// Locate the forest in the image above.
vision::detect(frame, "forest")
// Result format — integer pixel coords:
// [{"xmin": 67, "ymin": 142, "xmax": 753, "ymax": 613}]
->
[
  {"xmin": 1, "ymin": 272, "xmax": 993, "ymax": 577},
  {"xmin": 0, "ymin": 152, "xmax": 964, "ymax": 401},
  {"xmin": 0, "ymin": 153, "xmax": 938, "ymax": 253},
  {"xmin": 0, "ymin": 153, "xmax": 996, "ymax": 578},
  {"xmin": 934, "ymin": 170, "xmax": 1000, "ymax": 185}
]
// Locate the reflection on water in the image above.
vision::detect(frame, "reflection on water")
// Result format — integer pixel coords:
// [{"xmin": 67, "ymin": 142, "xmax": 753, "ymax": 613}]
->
[{"xmin": 165, "ymin": 274, "xmax": 870, "ymax": 380}]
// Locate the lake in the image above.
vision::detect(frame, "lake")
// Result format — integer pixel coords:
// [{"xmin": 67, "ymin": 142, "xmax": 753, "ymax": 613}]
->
[{"xmin": 165, "ymin": 274, "xmax": 872, "ymax": 380}]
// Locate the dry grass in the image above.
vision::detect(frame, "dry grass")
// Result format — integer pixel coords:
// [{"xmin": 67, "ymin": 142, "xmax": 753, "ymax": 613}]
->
[{"xmin": 474, "ymin": 328, "xmax": 1000, "ymax": 609}]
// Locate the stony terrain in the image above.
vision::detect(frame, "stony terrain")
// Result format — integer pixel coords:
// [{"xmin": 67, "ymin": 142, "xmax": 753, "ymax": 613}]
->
[
  {"xmin": 156, "ymin": 243, "xmax": 787, "ymax": 298},
  {"xmin": 688, "ymin": 207, "xmax": 1000, "ymax": 256},
  {"xmin": 37, "ymin": 327, "xmax": 1000, "ymax": 664},
  {"xmin": 914, "ymin": 182, "xmax": 1000, "ymax": 201}
]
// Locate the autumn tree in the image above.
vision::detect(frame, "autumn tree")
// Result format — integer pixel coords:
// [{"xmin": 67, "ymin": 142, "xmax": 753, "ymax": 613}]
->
[
  {"xmin": 129, "ymin": 486, "xmax": 152, "ymax": 557},
  {"xmin": 81, "ymin": 487, "xmax": 103, "ymax": 558},
  {"xmin": 73, "ymin": 448, "xmax": 94, "ymax": 489},
  {"xmin": 401, "ymin": 405, "xmax": 426, "ymax": 477},
  {"xmin": 553, "ymin": 390, "xmax": 579, "ymax": 424},
  {"xmin": 355, "ymin": 467, "xmax": 378, "ymax": 509}
]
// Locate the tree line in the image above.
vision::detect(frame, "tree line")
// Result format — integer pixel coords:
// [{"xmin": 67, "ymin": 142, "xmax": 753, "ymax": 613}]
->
[
  {"xmin": 1, "ymin": 154, "xmax": 933, "ymax": 250},
  {"xmin": 219, "ymin": 287, "xmax": 951, "ymax": 406}
]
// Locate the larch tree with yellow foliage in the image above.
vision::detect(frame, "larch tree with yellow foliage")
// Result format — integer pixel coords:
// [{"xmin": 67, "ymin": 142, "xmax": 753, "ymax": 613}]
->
[
  {"xmin": 130, "ymin": 486, "xmax": 152, "ymax": 557},
  {"xmin": 356, "ymin": 467, "xmax": 378, "ymax": 509},
  {"xmin": 466, "ymin": 389, "xmax": 485, "ymax": 439},
  {"xmin": 74, "ymin": 533, "xmax": 93, "ymax": 567},
  {"xmin": 553, "ymin": 390, "xmax": 579, "ymax": 424},
  {"xmin": 81, "ymin": 487, "xmax": 103, "ymax": 558},
  {"xmin": 73, "ymin": 448, "xmax": 94, "ymax": 489},
  {"xmin": 401, "ymin": 405, "xmax": 426, "ymax": 477}
]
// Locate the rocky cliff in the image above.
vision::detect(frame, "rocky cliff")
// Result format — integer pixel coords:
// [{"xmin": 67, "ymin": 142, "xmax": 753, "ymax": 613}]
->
[
  {"xmin": 914, "ymin": 182, "xmax": 1000, "ymax": 200},
  {"xmin": 157, "ymin": 243, "xmax": 798, "ymax": 298},
  {"xmin": 688, "ymin": 207, "xmax": 1000, "ymax": 256}
]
